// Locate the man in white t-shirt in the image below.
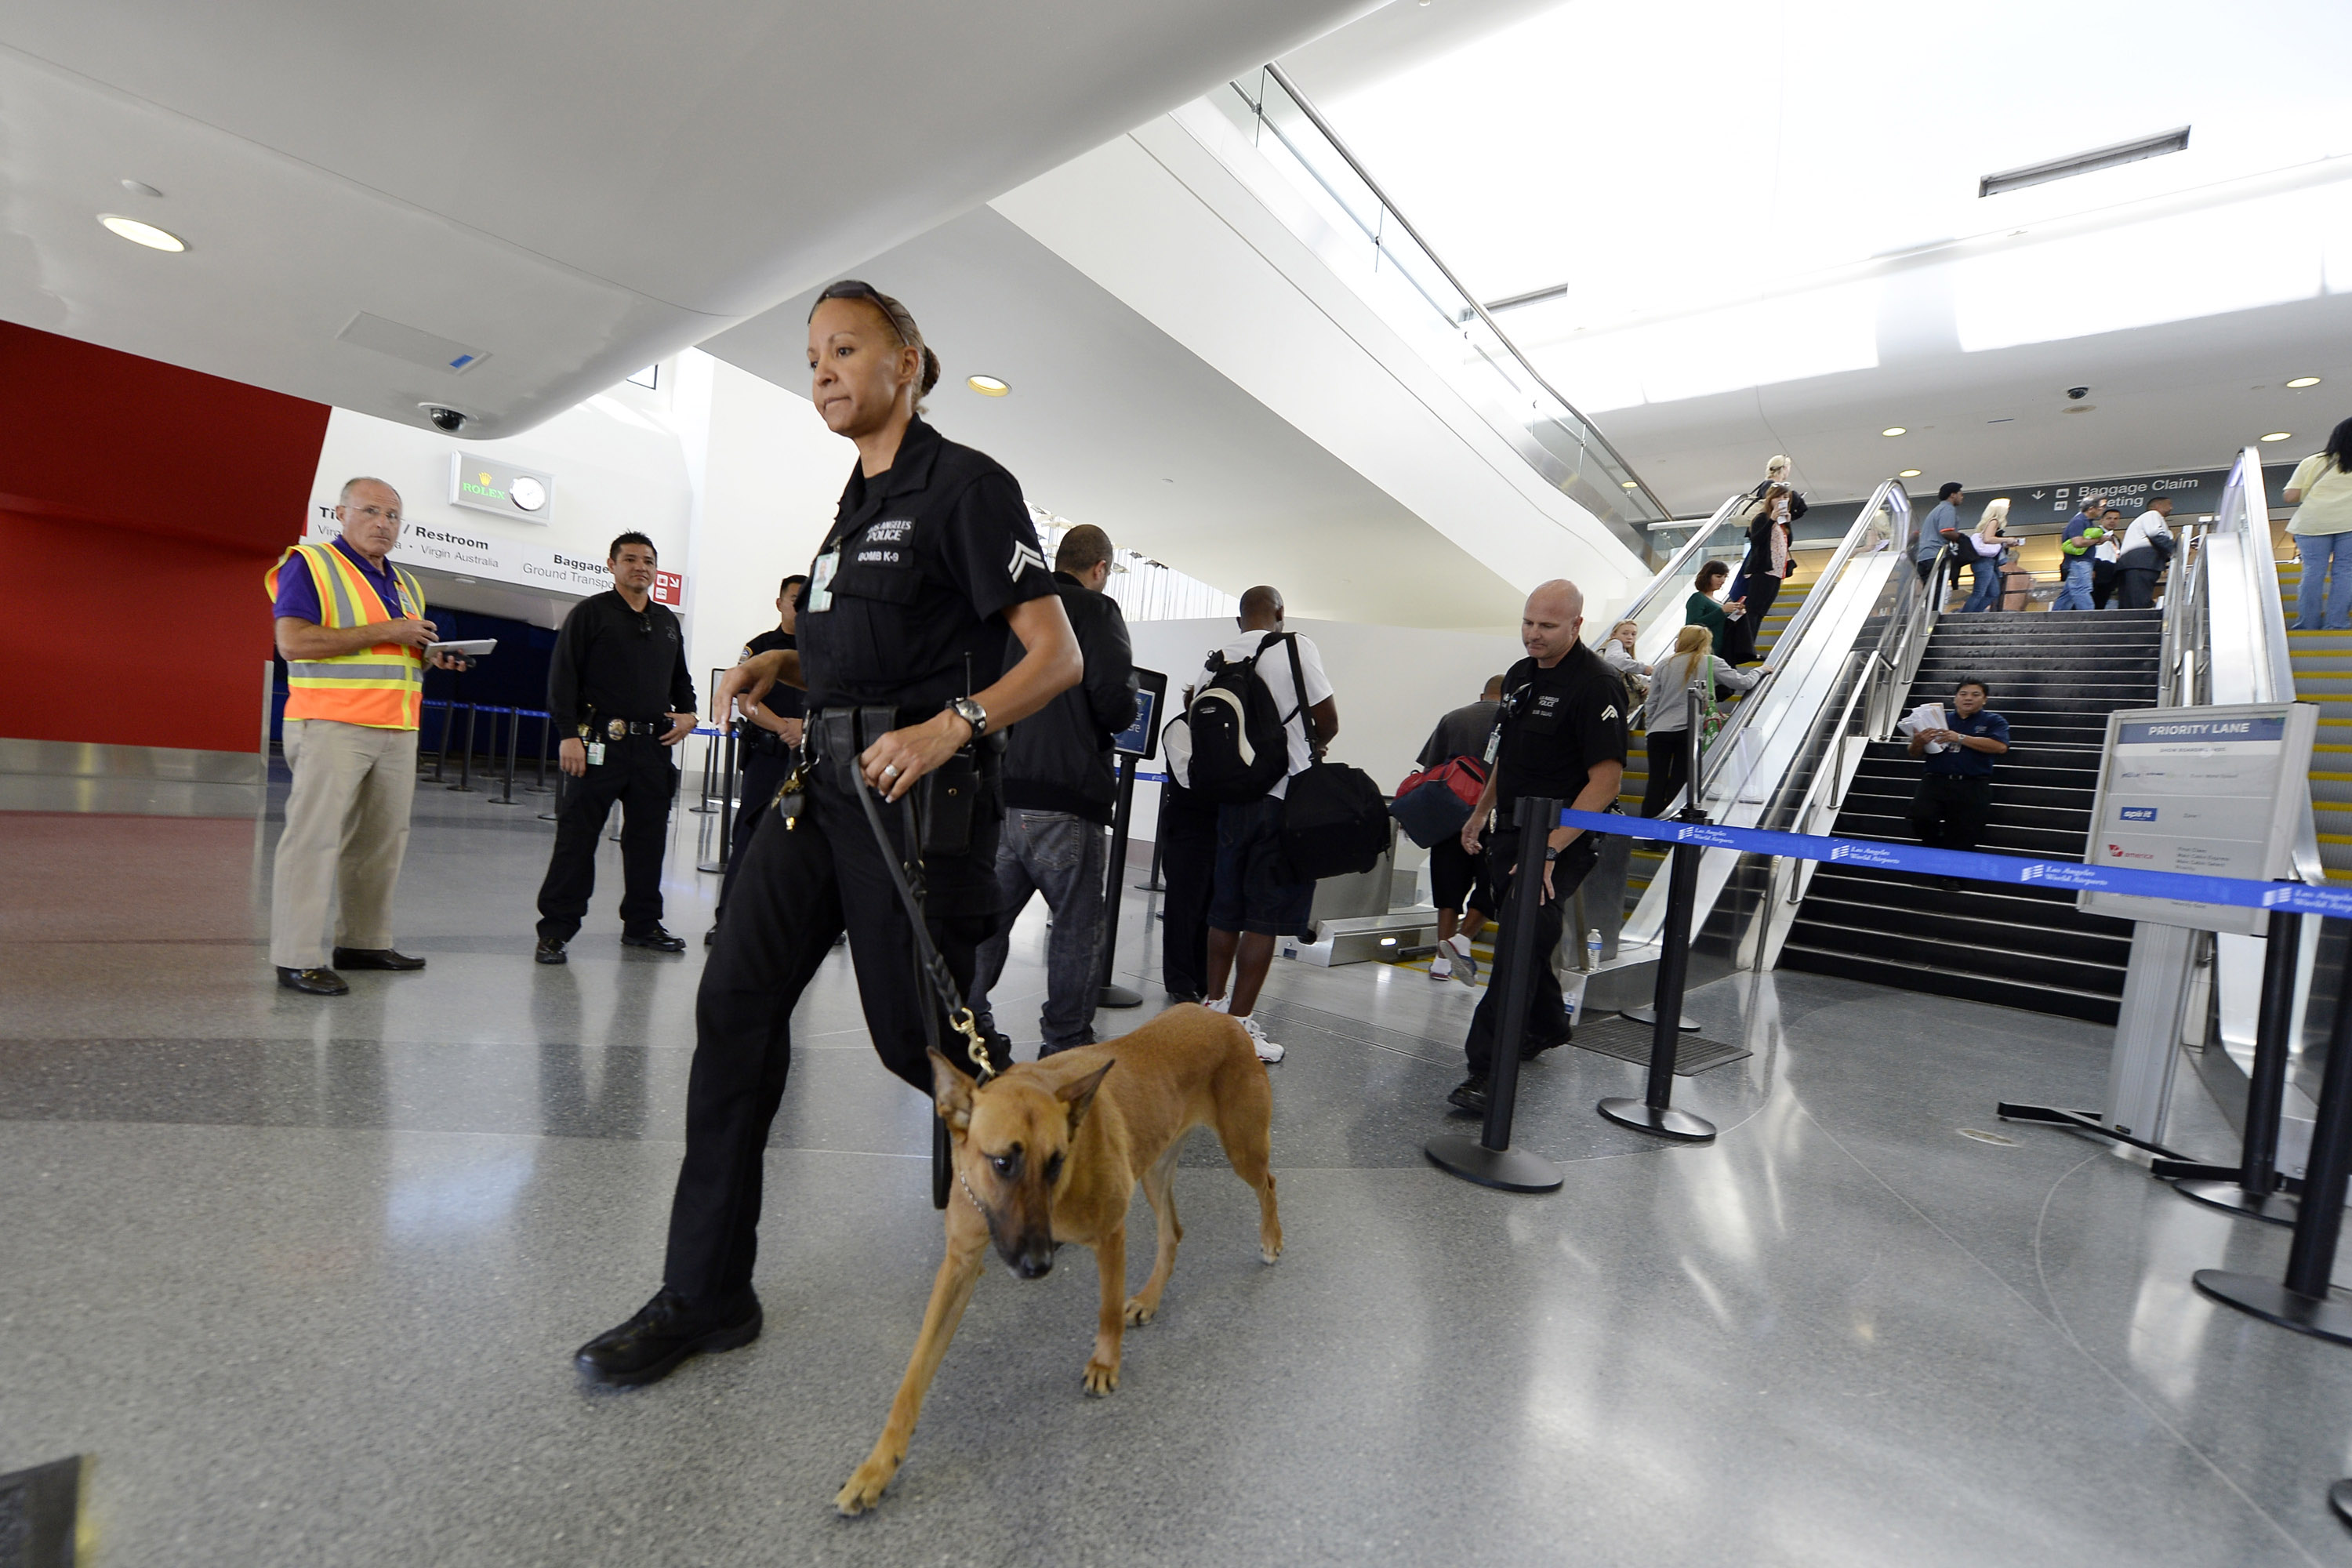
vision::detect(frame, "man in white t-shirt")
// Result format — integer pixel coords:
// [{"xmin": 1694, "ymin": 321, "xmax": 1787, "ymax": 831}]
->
[{"xmin": 1192, "ymin": 585, "xmax": 1338, "ymax": 1063}]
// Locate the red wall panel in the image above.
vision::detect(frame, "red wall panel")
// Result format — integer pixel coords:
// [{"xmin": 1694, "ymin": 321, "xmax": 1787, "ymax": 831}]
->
[{"xmin": 0, "ymin": 322, "xmax": 329, "ymax": 753}]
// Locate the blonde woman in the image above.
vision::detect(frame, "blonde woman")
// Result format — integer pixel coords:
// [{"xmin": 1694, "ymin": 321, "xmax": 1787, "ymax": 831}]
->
[
  {"xmin": 1961, "ymin": 499, "xmax": 2010, "ymax": 613},
  {"xmin": 1601, "ymin": 618, "xmax": 1650, "ymax": 699},
  {"xmin": 1639, "ymin": 624, "xmax": 1769, "ymax": 818}
]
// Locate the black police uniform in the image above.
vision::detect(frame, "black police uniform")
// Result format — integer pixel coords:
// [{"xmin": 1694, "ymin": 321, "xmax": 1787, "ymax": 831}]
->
[
  {"xmin": 1462, "ymin": 643, "xmax": 1628, "ymax": 1079},
  {"xmin": 535, "ymin": 590, "xmax": 695, "ymax": 943},
  {"xmin": 661, "ymin": 416, "xmax": 1057, "ymax": 1309},
  {"xmin": 713, "ymin": 624, "xmax": 803, "ymax": 924}
]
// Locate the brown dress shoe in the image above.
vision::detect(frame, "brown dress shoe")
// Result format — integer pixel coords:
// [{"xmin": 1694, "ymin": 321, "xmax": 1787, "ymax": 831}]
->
[
  {"xmin": 332, "ymin": 947, "xmax": 426, "ymax": 971},
  {"xmin": 276, "ymin": 967, "xmax": 350, "ymax": 996}
]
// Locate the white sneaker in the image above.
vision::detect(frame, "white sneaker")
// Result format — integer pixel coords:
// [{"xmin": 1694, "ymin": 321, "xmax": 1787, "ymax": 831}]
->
[
  {"xmin": 1446, "ymin": 933, "xmax": 1479, "ymax": 986},
  {"xmin": 1236, "ymin": 1014, "xmax": 1284, "ymax": 1063},
  {"xmin": 1429, "ymin": 954, "xmax": 1453, "ymax": 981},
  {"xmin": 1205, "ymin": 996, "xmax": 1230, "ymax": 1014}
]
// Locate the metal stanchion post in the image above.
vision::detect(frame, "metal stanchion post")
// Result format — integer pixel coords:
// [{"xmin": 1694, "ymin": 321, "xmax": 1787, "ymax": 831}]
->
[
  {"xmin": 528, "ymin": 711, "xmax": 554, "ymax": 794},
  {"xmin": 1599, "ymin": 680, "xmax": 1717, "ymax": 1143},
  {"xmin": 1424, "ymin": 795, "xmax": 1566, "ymax": 1193},
  {"xmin": 1099, "ymin": 754, "xmax": 1143, "ymax": 1007},
  {"xmin": 2156, "ymin": 906, "xmax": 2301, "ymax": 1225},
  {"xmin": 448, "ymin": 704, "xmax": 479, "ymax": 792},
  {"xmin": 698, "ymin": 728, "xmax": 740, "ymax": 873},
  {"xmin": 427, "ymin": 701, "xmax": 451, "ymax": 782},
  {"xmin": 691, "ymin": 732, "xmax": 719, "ymax": 814},
  {"xmin": 2193, "ymin": 918, "xmax": 2352, "ymax": 1345},
  {"xmin": 1136, "ymin": 784, "xmax": 1167, "ymax": 891},
  {"xmin": 1621, "ymin": 681, "xmax": 1703, "ymax": 1034},
  {"xmin": 489, "ymin": 707, "xmax": 522, "ymax": 805}
]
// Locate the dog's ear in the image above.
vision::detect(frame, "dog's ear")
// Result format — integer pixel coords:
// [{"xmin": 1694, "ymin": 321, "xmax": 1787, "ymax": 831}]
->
[
  {"xmin": 1055, "ymin": 1061, "xmax": 1114, "ymax": 1134},
  {"xmin": 929, "ymin": 1048, "xmax": 976, "ymax": 1133}
]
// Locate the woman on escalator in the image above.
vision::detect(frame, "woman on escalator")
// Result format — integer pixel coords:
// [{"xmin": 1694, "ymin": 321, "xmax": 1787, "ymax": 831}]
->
[
  {"xmin": 1639, "ymin": 624, "xmax": 1769, "ymax": 818},
  {"xmin": 1722, "ymin": 484, "xmax": 1796, "ymax": 664},
  {"xmin": 1961, "ymin": 499, "xmax": 2012, "ymax": 613},
  {"xmin": 1683, "ymin": 559, "xmax": 1742, "ymax": 659}
]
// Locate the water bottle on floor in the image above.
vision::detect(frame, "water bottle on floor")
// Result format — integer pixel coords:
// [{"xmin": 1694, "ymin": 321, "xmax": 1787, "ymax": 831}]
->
[{"xmin": 1586, "ymin": 927, "xmax": 1603, "ymax": 968}]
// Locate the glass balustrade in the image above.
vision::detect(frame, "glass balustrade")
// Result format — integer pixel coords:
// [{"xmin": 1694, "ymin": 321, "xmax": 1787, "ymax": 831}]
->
[{"xmin": 1211, "ymin": 65, "xmax": 1668, "ymax": 560}]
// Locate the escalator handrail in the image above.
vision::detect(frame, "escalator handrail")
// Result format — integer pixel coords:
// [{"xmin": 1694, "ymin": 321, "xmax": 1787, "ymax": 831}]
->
[
  {"xmin": 1241, "ymin": 64, "xmax": 1673, "ymax": 534},
  {"xmin": 1599, "ymin": 492, "xmax": 1753, "ymax": 663},
  {"xmin": 1697, "ymin": 477, "xmax": 1912, "ymax": 796}
]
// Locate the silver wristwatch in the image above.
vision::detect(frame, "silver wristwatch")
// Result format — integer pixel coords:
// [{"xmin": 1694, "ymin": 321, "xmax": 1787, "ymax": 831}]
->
[{"xmin": 948, "ymin": 696, "xmax": 988, "ymax": 739}]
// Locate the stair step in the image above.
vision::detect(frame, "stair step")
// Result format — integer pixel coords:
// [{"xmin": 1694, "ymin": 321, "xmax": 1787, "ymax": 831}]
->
[{"xmin": 1778, "ymin": 943, "xmax": 2122, "ymax": 1025}]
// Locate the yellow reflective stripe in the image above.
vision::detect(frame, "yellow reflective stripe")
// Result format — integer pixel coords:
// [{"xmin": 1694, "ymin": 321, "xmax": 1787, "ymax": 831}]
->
[{"xmin": 302, "ymin": 543, "xmax": 365, "ymax": 628}]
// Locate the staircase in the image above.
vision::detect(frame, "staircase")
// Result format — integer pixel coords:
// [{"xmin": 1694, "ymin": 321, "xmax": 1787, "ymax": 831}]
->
[
  {"xmin": 1777, "ymin": 608, "xmax": 2162, "ymax": 1024},
  {"xmin": 2271, "ymin": 557, "xmax": 2352, "ymax": 884},
  {"xmin": 1619, "ymin": 574, "xmax": 1817, "ymax": 909}
]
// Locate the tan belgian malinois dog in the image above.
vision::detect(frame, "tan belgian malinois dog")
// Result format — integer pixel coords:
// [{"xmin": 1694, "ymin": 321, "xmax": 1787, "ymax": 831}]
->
[{"xmin": 835, "ymin": 1003, "xmax": 1283, "ymax": 1515}]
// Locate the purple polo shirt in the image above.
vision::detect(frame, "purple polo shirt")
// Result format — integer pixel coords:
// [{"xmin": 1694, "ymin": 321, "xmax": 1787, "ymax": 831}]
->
[{"xmin": 273, "ymin": 536, "xmax": 412, "ymax": 625}]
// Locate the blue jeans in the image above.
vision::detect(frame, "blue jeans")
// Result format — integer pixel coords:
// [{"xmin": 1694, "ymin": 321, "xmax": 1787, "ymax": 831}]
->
[
  {"xmin": 2052, "ymin": 556, "xmax": 2095, "ymax": 611},
  {"xmin": 970, "ymin": 808, "xmax": 1109, "ymax": 1054},
  {"xmin": 1961, "ymin": 554, "xmax": 2001, "ymax": 612},
  {"xmin": 2296, "ymin": 531, "xmax": 2352, "ymax": 630}
]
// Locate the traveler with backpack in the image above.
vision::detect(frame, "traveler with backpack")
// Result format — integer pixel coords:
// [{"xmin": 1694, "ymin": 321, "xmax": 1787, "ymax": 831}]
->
[
  {"xmin": 2115, "ymin": 498, "xmax": 2176, "ymax": 610},
  {"xmin": 1414, "ymin": 675, "xmax": 1504, "ymax": 983},
  {"xmin": 1447, "ymin": 579, "xmax": 1627, "ymax": 1116},
  {"xmin": 1181, "ymin": 585, "xmax": 1338, "ymax": 1063}
]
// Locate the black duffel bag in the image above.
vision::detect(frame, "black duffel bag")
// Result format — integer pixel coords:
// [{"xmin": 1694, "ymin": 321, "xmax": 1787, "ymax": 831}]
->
[{"xmin": 1270, "ymin": 637, "xmax": 1388, "ymax": 879}]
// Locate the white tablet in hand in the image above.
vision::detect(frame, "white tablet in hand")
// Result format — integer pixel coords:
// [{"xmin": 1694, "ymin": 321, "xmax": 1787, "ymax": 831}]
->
[{"xmin": 426, "ymin": 639, "xmax": 497, "ymax": 656}]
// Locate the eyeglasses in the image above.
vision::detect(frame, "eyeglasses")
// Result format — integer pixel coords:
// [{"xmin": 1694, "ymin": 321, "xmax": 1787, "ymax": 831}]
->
[{"xmin": 808, "ymin": 278, "xmax": 919, "ymax": 347}]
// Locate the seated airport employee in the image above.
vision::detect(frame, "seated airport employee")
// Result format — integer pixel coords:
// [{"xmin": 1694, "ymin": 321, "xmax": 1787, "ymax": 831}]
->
[
  {"xmin": 710, "ymin": 572, "xmax": 809, "ymax": 944},
  {"xmin": 266, "ymin": 476, "xmax": 470, "ymax": 996},
  {"xmin": 1907, "ymin": 677, "xmax": 2009, "ymax": 890},
  {"xmin": 532, "ymin": 532, "xmax": 699, "ymax": 964},
  {"xmin": 1449, "ymin": 579, "xmax": 1627, "ymax": 1116},
  {"xmin": 967, "ymin": 522, "xmax": 1138, "ymax": 1058},
  {"xmin": 573, "ymin": 281, "xmax": 1081, "ymax": 1388}
]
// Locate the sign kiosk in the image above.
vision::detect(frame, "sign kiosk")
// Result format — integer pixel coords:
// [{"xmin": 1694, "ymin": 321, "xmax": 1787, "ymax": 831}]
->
[
  {"xmin": 2002, "ymin": 702, "xmax": 2317, "ymax": 1152},
  {"xmin": 1095, "ymin": 668, "xmax": 1167, "ymax": 1009}
]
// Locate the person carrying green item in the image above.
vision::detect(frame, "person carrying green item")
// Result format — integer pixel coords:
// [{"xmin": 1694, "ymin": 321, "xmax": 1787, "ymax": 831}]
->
[
  {"xmin": 2053, "ymin": 499, "xmax": 2107, "ymax": 611},
  {"xmin": 1684, "ymin": 558, "xmax": 1742, "ymax": 656}
]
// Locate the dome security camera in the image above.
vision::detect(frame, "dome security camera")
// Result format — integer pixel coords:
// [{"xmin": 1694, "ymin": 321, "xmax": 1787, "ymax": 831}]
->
[
  {"xmin": 2066, "ymin": 386, "xmax": 2090, "ymax": 400},
  {"xmin": 419, "ymin": 403, "xmax": 468, "ymax": 433}
]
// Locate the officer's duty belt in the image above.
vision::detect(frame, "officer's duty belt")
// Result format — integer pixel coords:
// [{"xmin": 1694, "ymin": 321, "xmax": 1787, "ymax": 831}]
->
[
  {"xmin": 583, "ymin": 716, "xmax": 666, "ymax": 740},
  {"xmin": 804, "ymin": 706, "xmax": 907, "ymax": 773}
]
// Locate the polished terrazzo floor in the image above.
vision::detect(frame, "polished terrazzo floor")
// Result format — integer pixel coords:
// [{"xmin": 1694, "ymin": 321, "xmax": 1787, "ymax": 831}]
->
[{"xmin": 5, "ymin": 775, "xmax": 2352, "ymax": 1567}]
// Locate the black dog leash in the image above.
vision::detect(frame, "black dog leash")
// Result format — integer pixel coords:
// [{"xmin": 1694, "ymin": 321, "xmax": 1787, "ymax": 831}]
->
[{"xmin": 849, "ymin": 766, "xmax": 997, "ymax": 1091}]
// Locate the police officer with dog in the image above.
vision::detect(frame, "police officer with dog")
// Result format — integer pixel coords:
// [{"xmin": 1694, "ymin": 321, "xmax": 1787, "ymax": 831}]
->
[{"xmin": 572, "ymin": 281, "xmax": 1083, "ymax": 1388}]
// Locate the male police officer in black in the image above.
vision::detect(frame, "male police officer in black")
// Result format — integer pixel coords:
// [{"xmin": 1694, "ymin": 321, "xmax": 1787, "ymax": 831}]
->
[
  {"xmin": 1448, "ymin": 579, "xmax": 1627, "ymax": 1116},
  {"xmin": 532, "ymin": 531, "xmax": 699, "ymax": 964},
  {"xmin": 709, "ymin": 572, "xmax": 808, "ymax": 943},
  {"xmin": 574, "ymin": 283, "xmax": 1082, "ymax": 1388}
]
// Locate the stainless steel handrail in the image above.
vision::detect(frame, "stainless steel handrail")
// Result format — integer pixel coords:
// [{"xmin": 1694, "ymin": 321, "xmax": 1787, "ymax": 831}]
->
[
  {"xmin": 1602, "ymin": 492, "xmax": 1751, "ymax": 644},
  {"xmin": 1237, "ymin": 64, "xmax": 1674, "ymax": 535},
  {"xmin": 1696, "ymin": 478, "xmax": 1911, "ymax": 794}
]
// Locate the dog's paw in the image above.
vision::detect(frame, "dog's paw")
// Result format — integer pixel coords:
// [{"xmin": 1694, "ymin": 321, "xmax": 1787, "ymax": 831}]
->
[
  {"xmin": 834, "ymin": 1457, "xmax": 898, "ymax": 1516},
  {"xmin": 1082, "ymin": 1357, "xmax": 1120, "ymax": 1396},
  {"xmin": 1260, "ymin": 1228, "xmax": 1284, "ymax": 1265},
  {"xmin": 1122, "ymin": 1295, "xmax": 1157, "ymax": 1327}
]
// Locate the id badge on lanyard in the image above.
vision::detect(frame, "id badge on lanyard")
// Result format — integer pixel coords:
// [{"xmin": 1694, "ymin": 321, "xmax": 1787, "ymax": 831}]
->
[{"xmin": 806, "ymin": 550, "xmax": 840, "ymax": 612}]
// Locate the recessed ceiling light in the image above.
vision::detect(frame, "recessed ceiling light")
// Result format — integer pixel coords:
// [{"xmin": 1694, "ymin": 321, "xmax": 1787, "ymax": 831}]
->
[
  {"xmin": 2288, "ymin": 376, "xmax": 2322, "ymax": 389},
  {"xmin": 1899, "ymin": 469, "xmax": 1922, "ymax": 478},
  {"xmin": 1621, "ymin": 480, "xmax": 1639, "ymax": 489},
  {"xmin": 118, "ymin": 179, "xmax": 163, "ymax": 198},
  {"xmin": 99, "ymin": 213, "xmax": 184, "ymax": 252},
  {"xmin": 2262, "ymin": 431, "xmax": 2293, "ymax": 441},
  {"xmin": 966, "ymin": 374, "xmax": 1009, "ymax": 397},
  {"xmin": 1881, "ymin": 426, "xmax": 1907, "ymax": 437}
]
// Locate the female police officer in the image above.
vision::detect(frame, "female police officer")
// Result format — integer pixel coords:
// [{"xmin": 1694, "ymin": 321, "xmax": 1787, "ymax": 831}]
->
[{"xmin": 574, "ymin": 281, "xmax": 1083, "ymax": 1387}]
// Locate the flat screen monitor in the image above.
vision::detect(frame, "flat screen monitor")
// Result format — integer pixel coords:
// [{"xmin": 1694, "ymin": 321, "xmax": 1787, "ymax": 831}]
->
[{"xmin": 1112, "ymin": 667, "xmax": 1167, "ymax": 760}]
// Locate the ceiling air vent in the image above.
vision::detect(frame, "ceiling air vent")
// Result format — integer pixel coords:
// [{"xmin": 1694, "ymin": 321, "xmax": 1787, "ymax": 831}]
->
[
  {"xmin": 336, "ymin": 311, "xmax": 490, "ymax": 375},
  {"xmin": 1980, "ymin": 127, "xmax": 2190, "ymax": 198}
]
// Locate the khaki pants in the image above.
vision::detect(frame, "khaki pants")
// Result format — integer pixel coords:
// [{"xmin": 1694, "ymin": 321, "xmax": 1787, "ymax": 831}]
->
[{"xmin": 270, "ymin": 718, "xmax": 420, "ymax": 970}]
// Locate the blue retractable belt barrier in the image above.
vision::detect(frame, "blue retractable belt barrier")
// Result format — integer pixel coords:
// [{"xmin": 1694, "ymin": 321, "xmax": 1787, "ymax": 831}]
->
[{"xmin": 1559, "ymin": 808, "xmax": 2350, "ymax": 917}]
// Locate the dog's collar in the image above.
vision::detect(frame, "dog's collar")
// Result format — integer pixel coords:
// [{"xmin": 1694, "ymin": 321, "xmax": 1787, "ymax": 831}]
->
[{"xmin": 957, "ymin": 1164, "xmax": 990, "ymax": 1222}]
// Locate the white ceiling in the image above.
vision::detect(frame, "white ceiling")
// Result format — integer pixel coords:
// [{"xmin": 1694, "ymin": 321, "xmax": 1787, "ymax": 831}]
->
[
  {"xmin": 0, "ymin": 0, "xmax": 1374, "ymax": 436},
  {"xmin": 699, "ymin": 205, "xmax": 1525, "ymax": 628},
  {"xmin": 1284, "ymin": 0, "xmax": 2352, "ymax": 508}
]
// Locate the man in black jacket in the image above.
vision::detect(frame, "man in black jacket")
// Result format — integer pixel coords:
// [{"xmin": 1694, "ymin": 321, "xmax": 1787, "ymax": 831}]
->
[{"xmin": 969, "ymin": 524, "xmax": 1138, "ymax": 1056}]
